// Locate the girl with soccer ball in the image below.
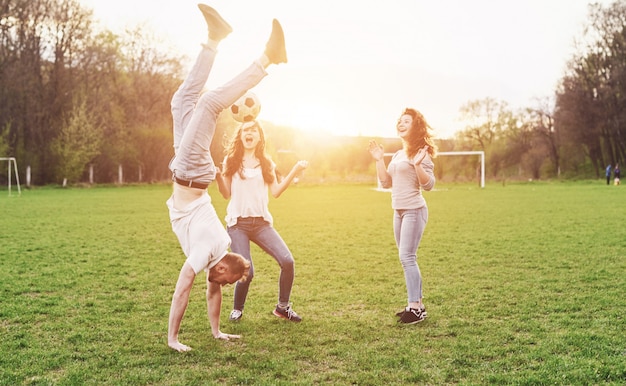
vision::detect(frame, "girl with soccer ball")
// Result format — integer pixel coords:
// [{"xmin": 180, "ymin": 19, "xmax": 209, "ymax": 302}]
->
[{"xmin": 215, "ymin": 119, "xmax": 308, "ymax": 322}]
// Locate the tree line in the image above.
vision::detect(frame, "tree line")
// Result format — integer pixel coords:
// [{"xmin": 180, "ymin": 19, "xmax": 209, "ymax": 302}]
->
[
  {"xmin": 444, "ymin": 1, "xmax": 626, "ymax": 181},
  {"xmin": 1, "ymin": 0, "xmax": 625, "ymax": 186},
  {"xmin": 1, "ymin": 0, "xmax": 182, "ymax": 185}
]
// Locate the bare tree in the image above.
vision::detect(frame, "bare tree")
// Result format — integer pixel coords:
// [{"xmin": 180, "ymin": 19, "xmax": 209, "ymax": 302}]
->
[
  {"xmin": 528, "ymin": 97, "xmax": 561, "ymax": 177},
  {"xmin": 458, "ymin": 98, "xmax": 517, "ymax": 177}
]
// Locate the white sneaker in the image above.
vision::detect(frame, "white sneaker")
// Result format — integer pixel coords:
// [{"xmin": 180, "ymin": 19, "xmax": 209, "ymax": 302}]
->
[{"xmin": 229, "ymin": 309, "xmax": 242, "ymax": 321}]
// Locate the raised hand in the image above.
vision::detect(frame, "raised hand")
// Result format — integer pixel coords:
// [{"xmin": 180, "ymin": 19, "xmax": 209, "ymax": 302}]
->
[
  {"xmin": 294, "ymin": 160, "xmax": 308, "ymax": 173},
  {"xmin": 368, "ymin": 140, "xmax": 384, "ymax": 161},
  {"xmin": 412, "ymin": 146, "xmax": 430, "ymax": 166}
]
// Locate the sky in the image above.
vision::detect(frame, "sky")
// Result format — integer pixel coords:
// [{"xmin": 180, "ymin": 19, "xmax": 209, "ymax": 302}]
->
[{"xmin": 79, "ymin": 0, "xmax": 609, "ymax": 139}]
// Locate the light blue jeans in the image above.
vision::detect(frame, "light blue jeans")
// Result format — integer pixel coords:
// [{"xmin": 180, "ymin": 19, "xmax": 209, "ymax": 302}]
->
[
  {"xmin": 393, "ymin": 207, "xmax": 428, "ymax": 303},
  {"xmin": 169, "ymin": 46, "xmax": 267, "ymax": 184},
  {"xmin": 228, "ymin": 217, "xmax": 295, "ymax": 310}
]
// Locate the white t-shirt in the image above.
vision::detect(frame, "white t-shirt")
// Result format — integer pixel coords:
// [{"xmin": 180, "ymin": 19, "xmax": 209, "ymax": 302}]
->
[{"xmin": 167, "ymin": 192, "xmax": 230, "ymax": 274}]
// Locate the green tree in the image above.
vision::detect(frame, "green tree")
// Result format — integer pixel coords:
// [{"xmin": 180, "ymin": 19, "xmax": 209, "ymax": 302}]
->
[
  {"xmin": 51, "ymin": 101, "xmax": 101, "ymax": 184},
  {"xmin": 556, "ymin": 0, "xmax": 626, "ymax": 177}
]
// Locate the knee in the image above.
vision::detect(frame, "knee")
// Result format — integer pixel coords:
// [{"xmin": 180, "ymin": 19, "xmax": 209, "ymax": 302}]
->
[
  {"xmin": 279, "ymin": 255, "xmax": 295, "ymax": 271},
  {"xmin": 197, "ymin": 92, "xmax": 221, "ymax": 114},
  {"xmin": 399, "ymin": 253, "xmax": 417, "ymax": 267}
]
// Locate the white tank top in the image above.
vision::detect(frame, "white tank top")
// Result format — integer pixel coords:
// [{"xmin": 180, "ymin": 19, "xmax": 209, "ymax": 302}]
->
[{"xmin": 225, "ymin": 167, "xmax": 273, "ymax": 227}]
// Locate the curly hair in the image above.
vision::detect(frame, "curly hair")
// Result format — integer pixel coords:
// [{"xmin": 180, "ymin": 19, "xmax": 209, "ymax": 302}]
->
[
  {"xmin": 400, "ymin": 108, "xmax": 438, "ymax": 159},
  {"xmin": 222, "ymin": 121, "xmax": 275, "ymax": 184}
]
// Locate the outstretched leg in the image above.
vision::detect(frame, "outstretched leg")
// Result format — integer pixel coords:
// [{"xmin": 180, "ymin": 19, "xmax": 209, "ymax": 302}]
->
[
  {"xmin": 171, "ymin": 4, "xmax": 232, "ymax": 153},
  {"xmin": 171, "ymin": 19, "xmax": 289, "ymax": 182}
]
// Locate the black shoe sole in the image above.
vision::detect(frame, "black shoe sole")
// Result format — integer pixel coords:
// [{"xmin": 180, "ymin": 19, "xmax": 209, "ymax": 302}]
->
[
  {"xmin": 272, "ymin": 309, "xmax": 302, "ymax": 322},
  {"xmin": 399, "ymin": 317, "xmax": 425, "ymax": 325}
]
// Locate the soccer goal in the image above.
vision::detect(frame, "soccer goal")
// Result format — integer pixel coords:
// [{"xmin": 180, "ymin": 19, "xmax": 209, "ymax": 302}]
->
[
  {"xmin": 376, "ymin": 150, "xmax": 485, "ymax": 190},
  {"xmin": 438, "ymin": 151, "xmax": 485, "ymax": 188},
  {"xmin": 1, "ymin": 157, "xmax": 21, "ymax": 196}
]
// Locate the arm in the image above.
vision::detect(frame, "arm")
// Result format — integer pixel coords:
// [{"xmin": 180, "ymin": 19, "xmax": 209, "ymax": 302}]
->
[
  {"xmin": 269, "ymin": 160, "xmax": 308, "ymax": 198},
  {"xmin": 207, "ymin": 281, "xmax": 223, "ymax": 337},
  {"xmin": 206, "ymin": 281, "xmax": 240, "ymax": 340},
  {"xmin": 368, "ymin": 140, "xmax": 392, "ymax": 189},
  {"xmin": 412, "ymin": 146, "xmax": 435, "ymax": 191},
  {"xmin": 214, "ymin": 168, "xmax": 232, "ymax": 199}
]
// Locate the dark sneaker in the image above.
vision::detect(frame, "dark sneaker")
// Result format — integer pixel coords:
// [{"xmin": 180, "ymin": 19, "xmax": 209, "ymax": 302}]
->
[
  {"xmin": 265, "ymin": 19, "xmax": 287, "ymax": 64},
  {"xmin": 396, "ymin": 306, "xmax": 426, "ymax": 318},
  {"xmin": 273, "ymin": 305, "xmax": 301, "ymax": 322},
  {"xmin": 198, "ymin": 4, "xmax": 233, "ymax": 41},
  {"xmin": 398, "ymin": 307, "xmax": 425, "ymax": 325},
  {"xmin": 229, "ymin": 309, "xmax": 242, "ymax": 321}
]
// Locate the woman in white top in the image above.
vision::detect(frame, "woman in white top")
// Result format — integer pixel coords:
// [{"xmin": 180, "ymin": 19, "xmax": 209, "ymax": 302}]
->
[
  {"xmin": 368, "ymin": 108, "xmax": 437, "ymax": 324},
  {"xmin": 216, "ymin": 120, "xmax": 308, "ymax": 322}
]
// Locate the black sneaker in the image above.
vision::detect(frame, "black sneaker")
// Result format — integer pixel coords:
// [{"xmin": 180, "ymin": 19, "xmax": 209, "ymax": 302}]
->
[
  {"xmin": 273, "ymin": 305, "xmax": 302, "ymax": 322},
  {"xmin": 398, "ymin": 307, "xmax": 425, "ymax": 324},
  {"xmin": 396, "ymin": 306, "xmax": 427, "ymax": 318}
]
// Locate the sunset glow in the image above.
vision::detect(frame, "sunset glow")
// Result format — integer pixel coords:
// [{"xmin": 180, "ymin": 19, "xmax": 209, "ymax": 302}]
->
[{"xmin": 81, "ymin": 0, "xmax": 612, "ymax": 138}]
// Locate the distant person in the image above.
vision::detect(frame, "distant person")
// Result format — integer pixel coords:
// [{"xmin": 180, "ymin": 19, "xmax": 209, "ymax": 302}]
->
[
  {"xmin": 368, "ymin": 108, "xmax": 437, "ymax": 324},
  {"xmin": 165, "ymin": 3, "xmax": 287, "ymax": 351},
  {"xmin": 216, "ymin": 121, "xmax": 308, "ymax": 322},
  {"xmin": 614, "ymin": 163, "xmax": 621, "ymax": 185},
  {"xmin": 606, "ymin": 164, "xmax": 612, "ymax": 185}
]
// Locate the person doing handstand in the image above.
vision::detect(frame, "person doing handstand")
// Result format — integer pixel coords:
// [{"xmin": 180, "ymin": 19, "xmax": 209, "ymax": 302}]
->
[{"xmin": 166, "ymin": 3, "xmax": 288, "ymax": 352}]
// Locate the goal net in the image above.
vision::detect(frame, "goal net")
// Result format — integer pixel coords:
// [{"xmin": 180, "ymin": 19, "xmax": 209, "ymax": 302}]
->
[{"xmin": 0, "ymin": 157, "xmax": 21, "ymax": 196}]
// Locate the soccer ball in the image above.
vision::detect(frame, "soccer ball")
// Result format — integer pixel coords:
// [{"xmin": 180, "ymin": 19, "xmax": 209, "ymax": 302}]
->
[{"xmin": 230, "ymin": 92, "xmax": 261, "ymax": 122}]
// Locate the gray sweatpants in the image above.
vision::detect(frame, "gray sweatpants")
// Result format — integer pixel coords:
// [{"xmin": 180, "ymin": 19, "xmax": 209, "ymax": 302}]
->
[{"xmin": 168, "ymin": 45, "xmax": 268, "ymax": 185}]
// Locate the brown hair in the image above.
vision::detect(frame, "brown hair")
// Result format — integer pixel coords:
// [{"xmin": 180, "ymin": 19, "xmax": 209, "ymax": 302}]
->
[
  {"xmin": 222, "ymin": 121, "xmax": 275, "ymax": 184},
  {"xmin": 400, "ymin": 108, "xmax": 438, "ymax": 160},
  {"xmin": 221, "ymin": 252, "xmax": 251, "ymax": 283}
]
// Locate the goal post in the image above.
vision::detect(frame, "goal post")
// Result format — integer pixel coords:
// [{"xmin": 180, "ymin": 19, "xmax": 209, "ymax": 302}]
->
[
  {"xmin": 0, "ymin": 157, "xmax": 21, "ymax": 196},
  {"xmin": 377, "ymin": 150, "xmax": 485, "ymax": 189},
  {"xmin": 438, "ymin": 151, "xmax": 485, "ymax": 188}
]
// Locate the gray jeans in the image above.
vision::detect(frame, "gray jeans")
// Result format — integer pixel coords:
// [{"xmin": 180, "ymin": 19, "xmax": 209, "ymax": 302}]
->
[
  {"xmin": 393, "ymin": 207, "xmax": 428, "ymax": 303},
  {"xmin": 228, "ymin": 217, "xmax": 295, "ymax": 310},
  {"xmin": 169, "ymin": 46, "xmax": 268, "ymax": 184}
]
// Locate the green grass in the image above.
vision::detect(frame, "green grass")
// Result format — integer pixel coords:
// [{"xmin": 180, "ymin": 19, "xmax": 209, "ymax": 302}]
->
[{"xmin": 1, "ymin": 181, "xmax": 625, "ymax": 385}]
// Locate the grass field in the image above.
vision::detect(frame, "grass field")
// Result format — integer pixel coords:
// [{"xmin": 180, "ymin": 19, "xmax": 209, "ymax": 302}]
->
[{"xmin": 1, "ymin": 181, "xmax": 625, "ymax": 385}]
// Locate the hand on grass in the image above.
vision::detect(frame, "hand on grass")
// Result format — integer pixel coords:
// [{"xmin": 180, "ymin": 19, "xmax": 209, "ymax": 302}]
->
[
  {"xmin": 214, "ymin": 331, "xmax": 241, "ymax": 341},
  {"xmin": 169, "ymin": 341, "xmax": 192, "ymax": 352}
]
